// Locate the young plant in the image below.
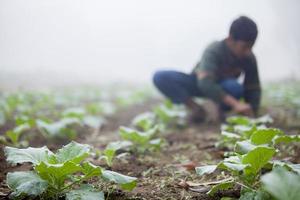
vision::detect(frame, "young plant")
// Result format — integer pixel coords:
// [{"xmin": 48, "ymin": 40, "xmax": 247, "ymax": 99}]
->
[
  {"xmin": 195, "ymin": 121, "xmax": 300, "ymax": 198},
  {"xmin": 153, "ymin": 100, "xmax": 187, "ymax": 126},
  {"xmin": 261, "ymin": 166, "xmax": 300, "ymax": 200},
  {"xmin": 63, "ymin": 107, "xmax": 106, "ymax": 129},
  {"xmin": 101, "ymin": 140, "xmax": 132, "ymax": 166},
  {"xmin": 132, "ymin": 112, "xmax": 156, "ymax": 131},
  {"xmin": 115, "ymin": 89, "xmax": 150, "ymax": 108},
  {"xmin": 5, "ymin": 141, "xmax": 137, "ymax": 199},
  {"xmin": 1, "ymin": 124, "xmax": 30, "ymax": 147},
  {"xmin": 36, "ymin": 118, "xmax": 81, "ymax": 139},
  {"xmin": 119, "ymin": 126, "xmax": 164, "ymax": 153},
  {"xmin": 216, "ymin": 115, "xmax": 274, "ymax": 149},
  {"xmin": 0, "ymin": 116, "xmax": 35, "ymax": 147}
]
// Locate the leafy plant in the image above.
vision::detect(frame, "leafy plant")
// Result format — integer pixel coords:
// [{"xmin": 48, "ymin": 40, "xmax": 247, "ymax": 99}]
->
[
  {"xmin": 261, "ymin": 166, "xmax": 300, "ymax": 200},
  {"xmin": 217, "ymin": 115, "xmax": 276, "ymax": 149},
  {"xmin": 36, "ymin": 118, "xmax": 81, "ymax": 139},
  {"xmin": 65, "ymin": 185, "xmax": 105, "ymax": 200},
  {"xmin": 153, "ymin": 100, "xmax": 187, "ymax": 126},
  {"xmin": 132, "ymin": 112, "xmax": 156, "ymax": 131},
  {"xmin": 85, "ymin": 102, "xmax": 116, "ymax": 116},
  {"xmin": 5, "ymin": 141, "xmax": 137, "ymax": 199},
  {"xmin": 0, "ymin": 115, "xmax": 37, "ymax": 147},
  {"xmin": 101, "ymin": 140, "xmax": 132, "ymax": 166},
  {"xmin": 63, "ymin": 107, "xmax": 105, "ymax": 129},
  {"xmin": 195, "ymin": 115, "xmax": 300, "ymax": 198},
  {"xmin": 115, "ymin": 90, "xmax": 150, "ymax": 108},
  {"xmin": 226, "ymin": 115, "xmax": 273, "ymax": 127},
  {"xmin": 0, "ymin": 123, "xmax": 30, "ymax": 147},
  {"xmin": 119, "ymin": 126, "xmax": 164, "ymax": 153}
]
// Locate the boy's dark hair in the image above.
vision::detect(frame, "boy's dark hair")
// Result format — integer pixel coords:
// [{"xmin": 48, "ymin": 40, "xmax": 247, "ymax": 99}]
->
[{"xmin": 229, "ymin": 16, "xmax": 258, "ymax": 42}]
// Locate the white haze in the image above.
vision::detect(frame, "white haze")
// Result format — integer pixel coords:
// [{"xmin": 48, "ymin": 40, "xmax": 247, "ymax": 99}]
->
[{"xmin": 0, "ymin": 0, "xmax": 299, "ymax": 88}]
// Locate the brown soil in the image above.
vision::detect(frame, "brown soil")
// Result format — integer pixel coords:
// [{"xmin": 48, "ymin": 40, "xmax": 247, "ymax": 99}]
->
[{"xmin": 0, "ymin": 98, "xmax": 299, "ymax": 200}]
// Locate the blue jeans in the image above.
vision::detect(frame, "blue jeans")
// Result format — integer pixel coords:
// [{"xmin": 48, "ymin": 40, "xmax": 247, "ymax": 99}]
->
[{"xmin": 153, "ymin": 70, "xmax": 244, "ymax": 111}]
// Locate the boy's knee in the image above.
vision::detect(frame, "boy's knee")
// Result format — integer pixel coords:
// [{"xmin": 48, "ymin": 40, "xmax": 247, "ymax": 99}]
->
[{"xmin": 153, "ymin": 71, "xmax": 171, "ymax": 88}]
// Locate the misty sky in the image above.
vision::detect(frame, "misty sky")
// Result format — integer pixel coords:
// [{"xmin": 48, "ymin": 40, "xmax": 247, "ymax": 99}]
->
[{"xmin": 0, "ymin": 0, "xmax": 299, "ymax": 86}]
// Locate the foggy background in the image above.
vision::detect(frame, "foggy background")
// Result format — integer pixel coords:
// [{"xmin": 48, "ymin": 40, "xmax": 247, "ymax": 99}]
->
[{"xmin": 0, "ymin": 0, "xmax": 299, "ymax": 89}]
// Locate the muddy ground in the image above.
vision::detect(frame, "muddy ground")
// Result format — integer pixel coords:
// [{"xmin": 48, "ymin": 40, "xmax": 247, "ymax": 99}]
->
[{"xmin": 0, "ymin": 99, "xmax": 299, "ymax": 200}]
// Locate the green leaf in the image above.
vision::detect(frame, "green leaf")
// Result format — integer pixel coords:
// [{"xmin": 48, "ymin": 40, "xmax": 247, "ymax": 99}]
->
[
  {"xmin": 103, "ymin": 141, "xmax": 132, "ymax": 166},
  {"xmin": 261, "ymin": 167, "xmax": 300, "ymax": 200},
  {"xmin": 5, "ymin": 146, "xmax": 54, "ymax": 165},
  {"xmin": 226, "ymin": 116, "xmax": 251, "ymax": 126},
  {"xmin": 223, "ymin": 155, "xmax": 242, "ymax": 163},
  {"xmin": 82, "ymin": 116, "xmax": 105, "ymax": 129},
  {"xmin": 154, "ymin": 103, "xmax": 186, "ymax": 124},
  {"xmin": 15, "ymin": 115, "xmax": 36, "ymax": 127},
  {"xmin": 221, "ymin": 131, "xmax": 241, "ymax": 139},
  {"xmin": 235, "ymin": 140, "xmax": 256, "ymax": 154},
  {"xmin": 218, "ymin": 162, "xmax": 247, "ymax": 172},
  {"xmin": 7, "ymin": 171, "xmax": 48, "ymax": 198},
  {"xmin": 119, "ymin": 126, "xmax": 157, "ymax": 146},
  {"xmin": 239, "ymin": 189, "xmax": 272, "ymax": 200},
  {"xmin": 227, "ymin": 115, "xmax": 273, "ymax": 127},
  {"xmin": 132, "ymin": 112, "xmax": 155, "ymax": 131},
  {"xmin": 286, "ymin": 164, "xmax": 300, "ymax": 176},
  {"xmin": 102, "ymin": 150, "xmax": 115, "ymax": 166},
  {"xmin": 85, "ymin": 103, "xmax": 104, "ymax": 115},
  {"xmin": 81, "ymin": 162, "xmax": 102, "ymax": 179},
  {"xmin": 35, "ymin": 161, "xmax": 82, "ymax": 189},
  {"xmin": 6, "ymin": 123, "xmax": 31, "ymax": 144},
  {"xmin": 272, "ymin": 161, "xmax": 300, "ymax": 175},
  {"xmin": 242, "ymin": 146, "xmax": 275, "ymax": 175},
  {"xmin": 233, "ymin": 125, "xmax": 255, "ymax": 136},
  {"xmin": 55, "ymin": 141, "xmax": 91, "ymax": 164},
  {"xmin": 63, "ymin": 107, "xmax": 86, "ymax": 119},
  {"xmin": 66, "ymin": 185, "xmax": 104, "ymax": 200},
  {"xmin": 252, "ymin": 115, "xmax": 273, "ymax": 125},
  {"xmin": 5, "ymin": 131, "xmax": 20, "ymax": 145},
  {"xmin": 154, "ymin": 105, "xmax": 171, "ymax": 124},
  {"xmin": 250, "ymin": 128, "xmax": 283, "ymax": 145},
  {"xmin": 238, "ymin": 125, "xmax": 257, "ymax": 139},
  {"xmin": 86, "ymin": 101, "xmax": 115, "ymax": 115},
  {"xmin": 149, "ymin": 138, "xmax": 164, "ymax": 149},
  {"xmin": 207, "ymin": 181, "xmax": 234, "ymax": 196},
  {"xmin": 102, "ymin": 170, "xmax": 137, "ymax": 191},
  {"xmin": 105, "ymin": 141, "xmax": 132, "ymax": 152},
  {"xmin": 37, "ymin": 118, "xmax": 80, "ymax": 136},
  {"xmin": 273, "ymin": 135, "xmax": 300, "ymax": 145},
  {"xmin": 217, "ymin": 156, "xmax": 248, "ymax": 173},
  {"xmin": 195, "ymin": 165, "xmax": 218, "ymax": 175}
]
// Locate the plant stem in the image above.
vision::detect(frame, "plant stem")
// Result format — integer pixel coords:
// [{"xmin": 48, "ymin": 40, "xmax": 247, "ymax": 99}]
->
[
  {"xmin": 60, "ymin": 176, "xmax": 86, "ymax": 192},
  {"xmin": 235, "ymin": 181, "xmax": 255, "ymax": 192},
  {"xmin": 60, "ymin": 170, "xmax": 96, "ymax": 193}
]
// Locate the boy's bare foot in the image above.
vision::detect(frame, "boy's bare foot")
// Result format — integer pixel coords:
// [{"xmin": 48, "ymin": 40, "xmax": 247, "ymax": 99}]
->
[
  {"xmin": 202, "ymin": 100, "xmax": 220, "ymax": 123},
  {"xmin": 188, "ymin": 106, "xmax": 206, "ymax": 123},
  {"xmin": 185, "ymin": 98, "xmax": 206, "ymax": 123}
]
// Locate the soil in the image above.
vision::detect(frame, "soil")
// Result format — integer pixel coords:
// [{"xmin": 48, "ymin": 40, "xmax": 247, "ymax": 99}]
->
[{"xmin": 0, "ymin": 98, "xmax": 299, "ymax": 200}]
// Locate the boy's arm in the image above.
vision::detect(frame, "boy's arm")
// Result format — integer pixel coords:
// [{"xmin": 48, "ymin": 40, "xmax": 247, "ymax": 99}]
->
[
  {"xmin": 194, "ymin": 48, "xmax": 226, "ymax": 103},
  {"xmin": 195, "ymin": 48, "xmax": 253, "ymax": 115},
  {"xmin": 243, "ymin": 55, "xmax": 262, "ymax": 114},
  {"xmin": 196, "ymin": 71, "xmax": 253, "ymax": 115}
]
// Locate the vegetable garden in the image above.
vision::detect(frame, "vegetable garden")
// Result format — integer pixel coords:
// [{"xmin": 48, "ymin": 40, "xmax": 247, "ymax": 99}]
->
[{"xmin": 0, "ymin": 81, "xmax": 300, "ymax": 200}]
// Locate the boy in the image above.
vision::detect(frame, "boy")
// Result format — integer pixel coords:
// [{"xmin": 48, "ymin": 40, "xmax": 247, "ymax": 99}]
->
[{"xmin": 153, "ymin": 16, "xmax": 261, "ymax": 122}]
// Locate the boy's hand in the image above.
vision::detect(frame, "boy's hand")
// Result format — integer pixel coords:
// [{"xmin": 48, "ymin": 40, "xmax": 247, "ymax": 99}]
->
[
  {"xmin": 233, "ymin": 102, "xmax": 254, "ymax": 117},
  {"xmin": 223, "ymin": 94, "xmax": 254, "ymax": 117}
]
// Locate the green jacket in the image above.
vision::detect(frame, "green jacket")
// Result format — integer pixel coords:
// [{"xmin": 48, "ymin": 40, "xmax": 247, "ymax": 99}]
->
[{"xmin": 192, "ymin": 40, "xmax": 261, "ymax": 112}]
